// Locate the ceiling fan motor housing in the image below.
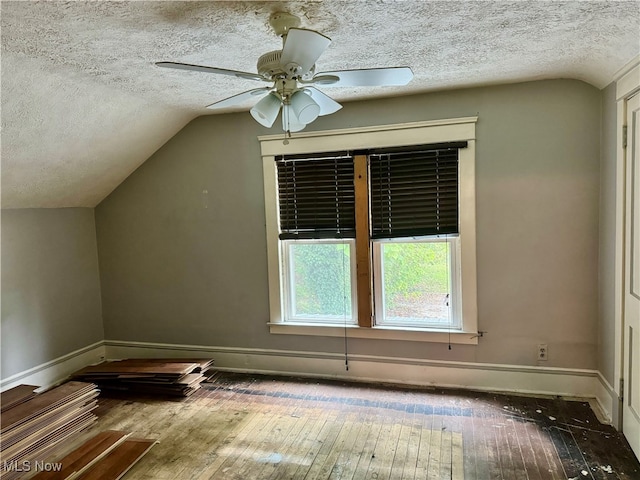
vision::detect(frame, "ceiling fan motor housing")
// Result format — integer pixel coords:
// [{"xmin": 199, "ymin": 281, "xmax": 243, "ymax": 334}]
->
[
  {"xmin": 257, "ymin": 50, "xmax": 283, "ymax": 80},
  {"xmin": 257, "ymin": 50, "xmax": 315, "ymax": 81}
]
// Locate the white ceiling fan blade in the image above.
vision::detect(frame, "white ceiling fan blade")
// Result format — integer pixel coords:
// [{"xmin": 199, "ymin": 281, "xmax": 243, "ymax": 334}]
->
[
  {"xmin": 304, "ymin": 87, "xmax": 342, "ymax": 116},
  {"xmin": 280, "ymin": 28, "xmax": 331, "ymax": 77},
  {"xmin": 312, "ymin": 67, "xmax": 413, "ymax": 87},
  {"xmin": 156, "ymin": 62, "xmax": 265, "ymax": 82},
  {"xmin": 206, "ymin": 87, "xmax": 271, "ymax": 109}
]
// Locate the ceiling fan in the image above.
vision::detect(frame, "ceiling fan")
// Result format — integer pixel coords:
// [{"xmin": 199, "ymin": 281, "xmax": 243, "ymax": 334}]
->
[{"xmin": 156, "ymin": 12, "xmax": 413, "ymax": 135}]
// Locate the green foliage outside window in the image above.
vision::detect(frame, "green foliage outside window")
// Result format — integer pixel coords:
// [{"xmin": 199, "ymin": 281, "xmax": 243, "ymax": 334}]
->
[
  {"xmin": 289, "ymin": 241, "xmax": 450, "ymax": 320},
  {"xmin": 382, "ymin": 242, "xmax": 449, "ymax": 301},
  {"xmin": 290, "ymin": 243, "xmax": 352, "ymax": 318},
  {"xmin": 382, "ymin": 241, "xmax": 451, "ymax": 322}
]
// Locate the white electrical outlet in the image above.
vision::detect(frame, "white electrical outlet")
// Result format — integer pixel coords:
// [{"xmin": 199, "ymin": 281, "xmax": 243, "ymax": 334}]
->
[{"xmin": 538, "ymin": 344, "xmax": 548, "ymax": 361}]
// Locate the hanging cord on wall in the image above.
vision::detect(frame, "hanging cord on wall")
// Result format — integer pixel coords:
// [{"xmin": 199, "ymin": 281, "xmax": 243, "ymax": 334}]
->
[
  {"xmin": 434, "ymin": 155, "xmax": 453, "ymax": 351},
  {"xmin": 336, "ymin": 156, "xmax": 349, "ymax": 371},
  {"xmin": 342, "ymin": 243, "xmax": 350, "ymax": 371},
  {"xmin": 445, "ymin": 234, "xmax": 452, "ymax": 350}
]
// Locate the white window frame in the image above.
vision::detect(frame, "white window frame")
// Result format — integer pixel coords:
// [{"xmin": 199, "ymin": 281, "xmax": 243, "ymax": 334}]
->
[
  {"xmin": 373, "ymin": 236, "xmax": 462, "ymax": 330},
  {"xmin": 282, "ymin": 239, "xmax": 358, "ymax": 325},
  {"xmin": 260, "ymin": 117, "xmax": 479, "ymax": 344}
]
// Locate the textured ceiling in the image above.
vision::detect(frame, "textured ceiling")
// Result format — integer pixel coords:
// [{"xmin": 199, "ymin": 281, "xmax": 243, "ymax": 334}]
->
[{"xmin": 1, "ymin": 1, "xmax": 639, "ymax": 208}]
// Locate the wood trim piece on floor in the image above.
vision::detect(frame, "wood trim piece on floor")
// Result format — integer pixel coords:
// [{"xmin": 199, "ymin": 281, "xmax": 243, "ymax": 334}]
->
[
  {"xmin": 1, "ymin": 385, "xmax": 38, "ymax": 412},
  {"xmin": 103, "ymin": 339, "xmax": 613, "ymax": 423},
  {"xmin": 78, "ymin": 438, "xmax": 158, "ymax": 480},
  {"xmin": 30, "ymin": 430, "xmax": 132, "ymax": 480}
]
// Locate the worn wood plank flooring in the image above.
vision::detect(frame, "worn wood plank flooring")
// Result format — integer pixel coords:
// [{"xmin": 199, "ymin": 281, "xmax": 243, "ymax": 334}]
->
[{"xmin": 47, "ymin": 373, "xmax": 640, "ymax": 480}]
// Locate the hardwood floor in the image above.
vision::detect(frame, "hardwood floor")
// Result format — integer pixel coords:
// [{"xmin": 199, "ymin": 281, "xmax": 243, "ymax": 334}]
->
[{"xmin": 57, "ymin": 373, "xmax": 639, "ymax": 480}]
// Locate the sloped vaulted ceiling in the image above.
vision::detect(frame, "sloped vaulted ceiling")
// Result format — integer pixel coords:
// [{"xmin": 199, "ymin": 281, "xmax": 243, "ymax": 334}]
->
[{"xmin": 1, "ymin": 1, "xmax": 639, "ymax": 208}]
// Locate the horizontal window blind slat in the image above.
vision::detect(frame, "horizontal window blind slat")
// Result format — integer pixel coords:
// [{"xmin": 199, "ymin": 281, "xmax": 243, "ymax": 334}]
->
[
  {"xmin": 370, "ymin": 209, "xmax": 458, "ymax": 219},
  {"xmin": 275, "ymin": 151, "xmax": 351, "ymax": 162},
  {"xmin": 371, "ymin": 227, "xmax": 458, "ymax": 239},
  {"xmin": 279, "ymin": 230, "xmax": 356, "ymax": 240},
  {"xmin": 371, "ymin": 215, "xmax": 458, "ymax": 224},
  {"xmin": 372, "ymin": 215, "xmax": 459, "ymax": 225},
  {"xmin": 371, "ymin": 186, "xmax": 457, "ymax": 195},
  {"xmin": 372, "ymin": 158, "xmax": 458, "ymax": 166}
]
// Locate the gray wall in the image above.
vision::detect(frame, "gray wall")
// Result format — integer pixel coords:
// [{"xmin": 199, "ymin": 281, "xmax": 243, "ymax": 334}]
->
[
  {"xmin": 1, "ymin": 208, "xmax": 104, "ymax": 378},
  {"xmin": 598, "ymin": 82, "xmax": 619, "ymax": 386},
  {"xmin": 96, "ymin": 79, "xmax": 601, "ymax": 370}
]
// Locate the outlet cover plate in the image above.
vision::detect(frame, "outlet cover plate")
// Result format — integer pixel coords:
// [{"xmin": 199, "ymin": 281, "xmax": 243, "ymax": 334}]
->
[{"xmin": 538, "ymin": 344, "xmax": 548, "ymax": 361}]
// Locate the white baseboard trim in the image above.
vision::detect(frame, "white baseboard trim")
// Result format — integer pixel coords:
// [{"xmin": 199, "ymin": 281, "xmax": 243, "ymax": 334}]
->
[
  {"xmin": 0, "ymin": 338, "xmax": 617, "ymax": 426},
  {"xmin": 594, "ymin": 371, "xmax": 618, "ymax": 425},
  {"xmin": 0, "ymin": 341, "xmax": 105, "ymax": 392},
  {"xmin": 105, "ymin": 339, "xmax": 606, "ymax": 405}
]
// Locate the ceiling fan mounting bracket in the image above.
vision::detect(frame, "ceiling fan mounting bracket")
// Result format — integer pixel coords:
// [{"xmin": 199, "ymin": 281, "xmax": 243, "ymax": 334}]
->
[{"xmin": 269, "ymin": 12, "xmax": 301, "ymax": 37}]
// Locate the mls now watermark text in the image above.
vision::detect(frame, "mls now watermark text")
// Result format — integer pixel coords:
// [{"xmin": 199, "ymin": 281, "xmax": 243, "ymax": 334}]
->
[{"xmin": 2, "ymin": 461, "xmax": 63, "ymax": 473}]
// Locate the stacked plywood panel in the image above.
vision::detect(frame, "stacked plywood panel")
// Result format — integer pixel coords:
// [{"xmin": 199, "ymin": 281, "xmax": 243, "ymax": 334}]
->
[
  {"xmin": 0, "ymin": 382, "xmax": 99, "ymax": 480},
  {"xmin": 71, "ymin": 359, "xmax": 214, "ymax": 397}
]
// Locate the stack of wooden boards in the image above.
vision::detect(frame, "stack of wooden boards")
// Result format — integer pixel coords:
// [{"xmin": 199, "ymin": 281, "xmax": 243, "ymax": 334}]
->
[
  {"xmin": 71, "ymin": 359, "xmax": 214, "ymax": 397},
  {"xmin": 0, "ymin": 382, "xmax": 99, "ymax": 480},
  {"xmin": 30, "ymin": 430, "xmax": 157, "ymax": 480},
  {"xmin": 1, "ymin": 385, "xmax": 38, "ymax": 413}
]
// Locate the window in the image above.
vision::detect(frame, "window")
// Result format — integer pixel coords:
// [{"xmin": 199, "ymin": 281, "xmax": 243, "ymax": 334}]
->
[
  {"xmin": 261, "ymin": 118, "xmax": 478, "ymax": 344},
  {"xmin": 373, "ymin": 237, "xmax": 460, "ymax": 329},
  {"xmin": 275, "ymin": 152, "xmax": 358, "ymax": 325},
  {"xmin": 283, "ymin": 239, "xmax": 356, "ymax": 324}
]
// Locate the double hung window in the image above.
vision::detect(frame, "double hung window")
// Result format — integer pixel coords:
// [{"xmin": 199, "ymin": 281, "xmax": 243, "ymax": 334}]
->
[
  {"xmin": 369, "ymin": 144, "xmax": 463, "ymax": 329},
  {"xmin": 261, "ymin": 118, "xmax": 478, "ymax": 344},
  {"xmin": 276, "ymin": 152, "xmax": 357, "ymax": 324}
]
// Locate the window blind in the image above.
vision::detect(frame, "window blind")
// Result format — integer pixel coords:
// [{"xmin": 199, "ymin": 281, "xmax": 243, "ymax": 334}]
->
[
  {"xmin": 369, "ymin": 142, "xmax": 466, "ymax": 239},
  {"xmin": 276, "ymin": 153, "xmax": 355, "ymax": 239}
]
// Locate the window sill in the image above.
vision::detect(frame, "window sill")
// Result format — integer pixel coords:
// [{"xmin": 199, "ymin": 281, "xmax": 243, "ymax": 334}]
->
[{"xmin": 267, "ymin": 322, "xmax": 479, "ymax": 345}]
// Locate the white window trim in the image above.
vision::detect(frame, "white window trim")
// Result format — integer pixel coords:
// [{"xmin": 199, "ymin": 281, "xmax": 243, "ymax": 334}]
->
[{"xmin": 260, "ymin": 117, "xmax": 479, "ymax": 345}]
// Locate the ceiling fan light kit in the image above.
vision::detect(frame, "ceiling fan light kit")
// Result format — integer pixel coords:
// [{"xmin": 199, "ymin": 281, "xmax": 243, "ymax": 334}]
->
[
  {"xmin": 156, "ymin": 12, "xmax": 414, "ymax": 136},
  {"xmin": 250, "ymin": 92, "xmax": 281, "ymax": 128},
  {"xmin": 282, "ymin": 104, "xmax": 306, "ymax": 133},
  {"xmin": 291, "ymin": 90, "xmax": 320, "ymax": 124}
]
